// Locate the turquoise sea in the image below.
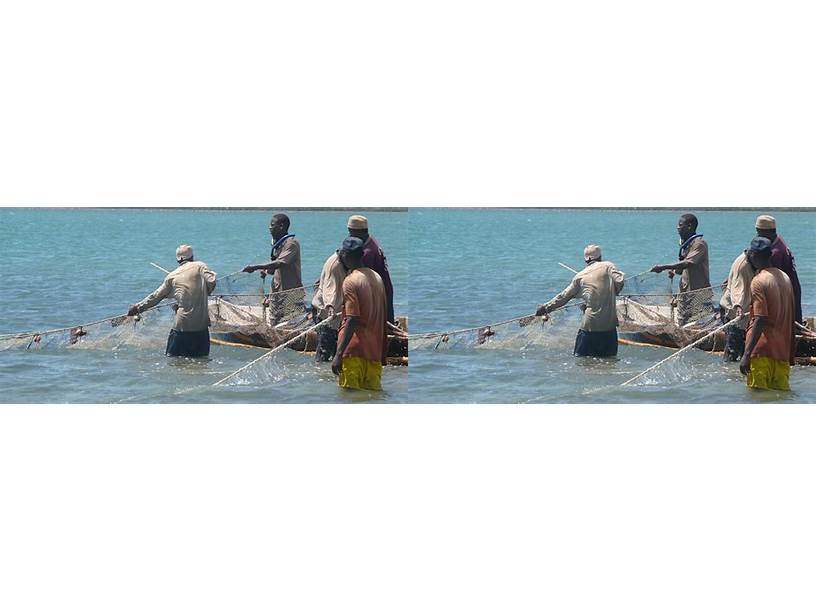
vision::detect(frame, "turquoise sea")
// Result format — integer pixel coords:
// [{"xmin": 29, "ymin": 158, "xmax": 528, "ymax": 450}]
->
[
  {"xmin": 408, "ymin": 208, "xmax": 815, "ymax": 403},
  {"xmin": 0, "ymin": 208, "xmax": 407, "ymax": 403},
  {"xmin": 1, "ymin": 207, "xmax": 814, "ymax": 404}
]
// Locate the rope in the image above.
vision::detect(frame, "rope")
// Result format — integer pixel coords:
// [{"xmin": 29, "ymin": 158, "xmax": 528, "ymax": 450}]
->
[
  {"xmin": 620, "ymin": 313, "xmax": 748, "ymax": 387},
  {"xmin": 0, "ymin": 303, "xmax": 175, "ymax": 341},
  {"xmin": 212, "ymin": 284, "xmax": 308, "ymax": 298},
  {"xmin": 406, "ymin": 302, "xmax": 584, "ymax": 341},
  {"xmin": 620, "ymin": 283, "xmax": 717, "ymax": 299},
  {"xmin": 212, "ymin": 314, "xmax": 339, "ymax": 386}
]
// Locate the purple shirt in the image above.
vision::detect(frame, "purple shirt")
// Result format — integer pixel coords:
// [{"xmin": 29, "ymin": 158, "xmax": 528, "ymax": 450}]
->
[
  {"xmin": 770, "ymin": 235, "xmax": 802, "ymax": 322},
  {"xmin": 361, "ymin": 235, "xmax": 395, "ymax": 323}
]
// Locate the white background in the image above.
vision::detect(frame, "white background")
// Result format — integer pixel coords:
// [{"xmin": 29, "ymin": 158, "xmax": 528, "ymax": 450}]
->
[{"xmin": 1, "ymin": 1, "xmax": 816, "ymax": 610}]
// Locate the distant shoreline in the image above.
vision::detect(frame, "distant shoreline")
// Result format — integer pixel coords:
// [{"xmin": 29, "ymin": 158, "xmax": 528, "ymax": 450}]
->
[
  {"xmin": 3, "ymin": 205, "xmax": 815, "ymax": 212},
  {"xmin": 21, "ymin": 206, "xmax": 410, "ymax": 212}
]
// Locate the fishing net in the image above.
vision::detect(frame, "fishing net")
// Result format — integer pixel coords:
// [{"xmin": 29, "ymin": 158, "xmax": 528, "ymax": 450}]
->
[
  {"xmin": 408, "ymin": 304, "xmax": 584, "ymax": 353},
  {"xmin": 0, "ymin": 303, "xmax": 176, "ymax": 352},
  {"xmin": 617, "ymin": 270, "xmax": 723, "ymax": 348},
  {"xmin": 209, "ymin": 283, "xmax": 316, "ymax": 350},
  {"xmin": 407, "ymin": 269, "xmax": 726, "ymax": 358},
  {"xmin": 0, "ymin": 280, "xmax": 318, "ymax": 354}
]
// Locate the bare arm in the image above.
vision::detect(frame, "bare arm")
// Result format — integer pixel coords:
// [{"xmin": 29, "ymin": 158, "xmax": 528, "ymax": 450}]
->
[
  {"xmin": 740, "ymin": 316, "xmax": 766, "ymax": 375},
  {"xmin": 332, "ymin": 317, "xmax": 358, "ymax": 375}
]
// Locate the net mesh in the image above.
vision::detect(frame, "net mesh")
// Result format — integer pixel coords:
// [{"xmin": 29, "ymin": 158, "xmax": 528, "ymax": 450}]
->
[
  {"xmin": 0, "ymin": 276, "xmax": 318, "ymax": 354},
  {"xmin": 618, "ymin": 274, "xmax": 722, "ymax": 348},
  {"xmin": 407, "ymin": 272, "xmax": 725, "ymax": 354},
  {"xmin": 0, "ymin": 304, "xmax": 176, "ymax": 352},
  {"xmin": 408, "ymin": 304, "xmax": 584, "ymax": 352}
]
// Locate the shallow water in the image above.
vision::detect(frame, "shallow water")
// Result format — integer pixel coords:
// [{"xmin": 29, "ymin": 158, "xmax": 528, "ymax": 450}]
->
[
  {"xmin": 0, "ymin": 208, "xmax": 407, "ymax": 403},
  {"xmin": 2, "ymin": 207, "xmax": 814, "ymax": 404},
  {"xmin": 408, "ymin": 208, "xmax": 816, "ymax": 404}
]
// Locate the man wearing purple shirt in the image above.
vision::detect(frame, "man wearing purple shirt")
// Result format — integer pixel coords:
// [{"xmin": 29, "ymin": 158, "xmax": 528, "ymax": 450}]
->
[
  {"xmin": 755, "ymin": 215, "xmax": 803, "ymax": 324},
  {"xmin": 347, "ymin": 215, "xmax": 395, "ymax": 323}
]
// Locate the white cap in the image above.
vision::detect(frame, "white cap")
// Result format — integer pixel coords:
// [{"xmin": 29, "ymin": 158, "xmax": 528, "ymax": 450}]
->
[
  {"xmin": 176, "ymin": 244, "xmax": 194, "ymax": 261},
  {"xmin": 584, "ymin": 244, "xmax": 602, "ymax": 261}
]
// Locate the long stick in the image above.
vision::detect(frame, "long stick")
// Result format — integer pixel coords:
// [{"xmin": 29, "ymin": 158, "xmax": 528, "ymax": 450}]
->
[
  {"xmin": 150, "ymin": 262, "xmax": 171, "ymax": 274},
  {"xmin": 560, "ymin": 261, "xmax": 653, "ymax": 280},
  {"xmin": 620, "ymin": 315, "xmax": 748, "ymax": 386},
  {"xmin": 406, "ymin": 301, "xmax": 584, "ymax": 341},
  {"xmin": 212, "ymin": 315, "xmax": 338, "ymax": 386}
]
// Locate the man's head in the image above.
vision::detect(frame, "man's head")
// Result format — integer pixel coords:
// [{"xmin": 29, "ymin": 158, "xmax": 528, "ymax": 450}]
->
[
  {"xmin": 347, "ymin": 215, "xmax": 369, "ymax": 240},
  {"xmin": 269, "ymin": 214, "xmax": 291, "ymax": 240},
  {"xmin": 584, "ymin": 244, "xmax": 602, "ymax": 265},
  {"xmin": 677, "ymin": 214, "xmax": 698, "ymax": 240},
  {"xmin": 755, "ymin": 214, "xmax": 777, "ymax": 241},
  {"xmin": 746, "ymin": 236, "xmax": 773, "ymax": 271},
  {"xmin": 338, "ymin": 236, "xmax": 365, "ymax": 270},
  {"xmin": 176, "ymin": 244, "xmax": 194, "ymax": 264}
]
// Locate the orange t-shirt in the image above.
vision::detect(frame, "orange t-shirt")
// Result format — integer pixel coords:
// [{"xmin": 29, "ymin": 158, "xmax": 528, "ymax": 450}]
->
[
  {"xmin": 339, "ymin": 268, "xmax": 387, "ymax": 363},
  {"xmin": 747, "ymin": 268, "xmax": 795, "ymax": 362}
]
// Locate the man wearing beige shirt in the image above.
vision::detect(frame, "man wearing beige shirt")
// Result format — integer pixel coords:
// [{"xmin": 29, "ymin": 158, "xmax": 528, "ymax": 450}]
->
[
  {"xmin": 536, "ymin": 245, "xmax": 625, "ymax": 357},
  {"xmin": 128, "ymin": 244, "xmax": 217, "ymax": 357},
  {"xmin": 311, "ymin": 250, "xmax": 348, "ymax": 361},
  {"xmin": 719, "ymin": 250, "xmax": 755, "ymax": 361}
]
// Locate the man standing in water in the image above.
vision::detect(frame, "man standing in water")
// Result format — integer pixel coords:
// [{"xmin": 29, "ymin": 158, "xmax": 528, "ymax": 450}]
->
[
  {"xmin": 650, "ymin": 213, "xmax": 711, "ymax": 325},
  {"xmin": 719, "ymin": 249, "xmax": 755, "ymax": 361},
  {"xmin": 755, "ymin": 215, "xmax": 803, "ymax": 324},
  {"xmin": 311, "ymin": 249, "xmax": 347, "ymax": 361},
  {"xmin": 740, "ymin": 237, "xmax": 797, "ymax": 391},
  {"xmin": 243, "ymin": 213, "xmax": 304, "ymax": 320},
  {"xmin": 331, "ymin": 237, "xmax": 388, "ymax": 391},
  {"xmin": 347, "ymin": 215, "xmax": 395, "ymax": 324},
  {"xmin": 535, "ymin": 245, "xmax": 624, "ymax": 357},
  {"xmin": 128, "ymin": 245, "xmax": 217, "ymax": 357}
]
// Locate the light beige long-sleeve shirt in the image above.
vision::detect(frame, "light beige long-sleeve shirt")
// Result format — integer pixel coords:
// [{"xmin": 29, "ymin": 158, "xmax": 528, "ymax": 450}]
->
[
  {"xmin": 719, "ymin": 252, "xmax": 754, "ymax": 329},
  {"xmin": 545, "ymin": 261, "xmax": 625, "ymax": 332},
  {"xmin": 138, "ymin": 261, "xmax": 216, "ymax": 332},
  {"xmin": 311, "ymin": 252, "xmax": 347, "ymax": 330}
]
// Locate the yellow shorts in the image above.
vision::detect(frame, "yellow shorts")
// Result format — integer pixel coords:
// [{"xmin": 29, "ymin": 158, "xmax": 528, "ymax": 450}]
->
[
  {"xmin": 339, "ymin": 356, "xmax": 383, "ymax": 391},
  {"xmin": 747, "ymin": 356, "xmax": 791, "ymax": 391}
]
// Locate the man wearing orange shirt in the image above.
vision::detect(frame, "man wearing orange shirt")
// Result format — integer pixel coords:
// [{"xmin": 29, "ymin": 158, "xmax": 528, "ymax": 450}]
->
[
  {"xmin": 331, "ymin": 237, "xmax": 388, "ymax": 391},
  {"xmin": 739, "ymin": 237, "xmax": 797, "ymax": 391}
]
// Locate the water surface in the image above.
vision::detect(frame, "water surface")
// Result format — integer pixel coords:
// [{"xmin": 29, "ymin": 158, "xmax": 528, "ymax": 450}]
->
[
  {"xmin": 408, "ymin": 208, "xmax": 815, "ymax": 403},
  {"xmin": 0, "ymin": 208, "xmax": 407, "ymax": 403}
]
